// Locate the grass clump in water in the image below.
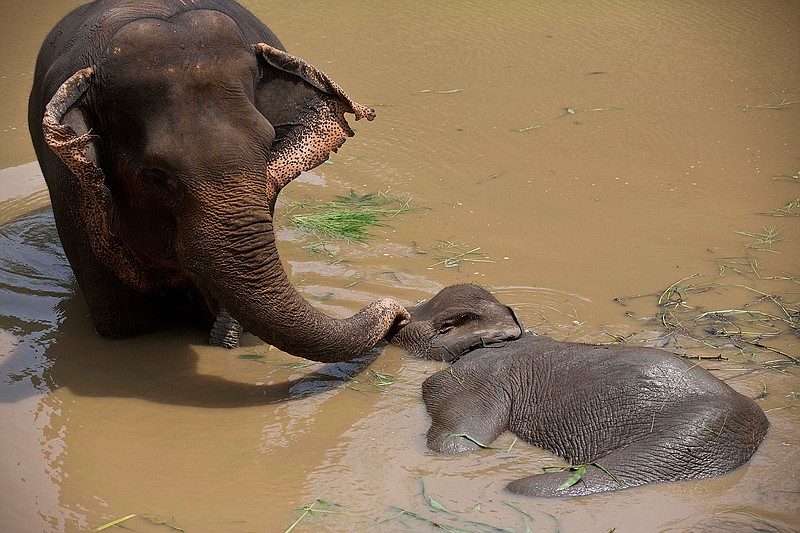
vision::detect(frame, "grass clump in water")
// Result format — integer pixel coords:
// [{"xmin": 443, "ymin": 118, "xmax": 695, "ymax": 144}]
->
[
  {"xmin": 285, "ymin": 499, "xmax": 346, "ymax": 533},
  {"xmin": 428, "ymin": 239, "xmax": 494, "ymax": 269},
  {"xmin": 766, "ymin": 198, "xmax": 800, "ymax": 217},
  {"xmin": 291, "ymin": 209, "xmax": 386, "ymax": 243},
  {"xmin": 288, "ymin": 189, "xmax": 416, "ymax": 244},
  {"xmin": 735, "ymin": 225, "xmax": 783, "ymax": 252}
]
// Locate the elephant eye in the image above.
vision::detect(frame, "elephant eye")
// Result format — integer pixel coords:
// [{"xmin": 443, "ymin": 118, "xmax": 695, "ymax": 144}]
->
[
  {"xmin": 142, "ymin": 168, "xmax": 178, "ymax": 196},
  {"xmin": 437, "ymin": 312, "xmax": 479, "ymax": 334}
]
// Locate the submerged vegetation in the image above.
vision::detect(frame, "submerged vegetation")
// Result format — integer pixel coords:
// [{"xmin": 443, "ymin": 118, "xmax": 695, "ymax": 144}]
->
[{"xmin": 375, "ymin": 476, "xmax": 556, "ymax": 533}]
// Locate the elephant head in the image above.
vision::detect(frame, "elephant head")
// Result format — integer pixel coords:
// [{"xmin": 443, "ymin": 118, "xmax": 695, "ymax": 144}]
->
[
  {"xmin": 40, "ymin": 8, "xmax": 408, "ymax": 362},
  {"xmin": 389, "ymin": 284, "xmax": 524, "ymax": 361}
]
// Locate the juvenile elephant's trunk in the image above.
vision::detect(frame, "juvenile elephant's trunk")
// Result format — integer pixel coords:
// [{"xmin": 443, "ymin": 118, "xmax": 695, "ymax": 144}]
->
[{"xmin": 178, "ymin": 189, "xmax": 408, "ymax": 362}]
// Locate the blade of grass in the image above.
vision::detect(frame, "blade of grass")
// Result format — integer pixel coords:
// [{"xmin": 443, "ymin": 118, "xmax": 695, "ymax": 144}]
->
[
  {"xmin": 285, "ymin": 499, "xmax": 345, "ymax": 533},
  {"xmin": 384, "ymin": 507, "xmax": 479, "ymax": 532},
  {"xmin": 448, "ymin": 433, "xmax": 498, "ymax": 449},
  {"xmin": 501, "ymin": 500, "xmax": 534, "ymax": 520},
  {"xmin": 419, "ymin": 88, "xmax": 464, "ymax": 94},
  {"xmin": 93, "ymin": 514, "xmax": 137, "ymax": 532},
  {"xmin": 557, "ymin": 464, "xmax": 587, "ymax": 490}
]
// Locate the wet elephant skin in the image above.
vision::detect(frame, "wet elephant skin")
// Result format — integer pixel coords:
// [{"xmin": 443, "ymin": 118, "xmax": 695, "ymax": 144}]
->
[
  {"xmin": 392, "ymin": 285, "xmax": 769, "ymax": 497},
  {"xmin": 28, "ymin": 0, "xmax": 409, "ymax": 362}
]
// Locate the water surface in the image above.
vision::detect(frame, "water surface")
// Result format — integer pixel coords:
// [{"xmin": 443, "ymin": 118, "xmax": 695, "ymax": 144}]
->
[{"xmin": 1, "ymin": 1, "xmax": 798, "ymax": 531}]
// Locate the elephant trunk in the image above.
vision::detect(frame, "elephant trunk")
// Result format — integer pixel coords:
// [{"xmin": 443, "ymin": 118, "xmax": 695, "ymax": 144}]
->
[{"xmin": 177, "ymin": 187, "xmax": 409, "ymax": 362}]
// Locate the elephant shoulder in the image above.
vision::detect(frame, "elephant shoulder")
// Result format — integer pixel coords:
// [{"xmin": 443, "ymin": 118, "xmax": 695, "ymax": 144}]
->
[{"xmin": 421, "ymin": 353, "xmax": 513, "ymax": 407}]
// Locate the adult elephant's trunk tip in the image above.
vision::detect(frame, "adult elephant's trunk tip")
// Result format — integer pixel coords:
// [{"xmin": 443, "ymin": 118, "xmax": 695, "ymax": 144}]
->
[{"xmin": 209, "ymin": 299, "xmax": 411, "ymax": 358}]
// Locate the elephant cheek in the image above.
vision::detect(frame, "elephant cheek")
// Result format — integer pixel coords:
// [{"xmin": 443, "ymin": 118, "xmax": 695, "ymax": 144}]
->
[{"xmin": 390, "ymin": 324, "xmax": 432, "ymax": 359}]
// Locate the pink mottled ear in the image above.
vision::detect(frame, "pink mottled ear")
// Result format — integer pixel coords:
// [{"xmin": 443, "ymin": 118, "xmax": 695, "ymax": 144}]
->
[
  {"xmin": 251, "ymin": 43, "xmax": 375, "ymax": 191},
  {"xmin": 42, "ymin": 67, "xmax": 100, "ymax": 177}
]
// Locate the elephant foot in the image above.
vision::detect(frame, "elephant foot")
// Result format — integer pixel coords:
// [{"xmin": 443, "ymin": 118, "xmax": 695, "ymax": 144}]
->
[
  {"xmin": 506, "ymin": 464, "xmax": 632, "ymax": 498},
  {"xmin": 210, "ymin": 308, "xmax": 244, "ymax": 349}
]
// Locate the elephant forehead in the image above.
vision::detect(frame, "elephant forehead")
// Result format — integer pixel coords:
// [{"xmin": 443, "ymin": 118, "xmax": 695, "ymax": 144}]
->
[
  {"xmin": 103, "ymin": 9, "xmax": 252, "ymax": 72},
  {"xmin": 412, "ymin": 284, "xmax": 502, "ymax": 319}
]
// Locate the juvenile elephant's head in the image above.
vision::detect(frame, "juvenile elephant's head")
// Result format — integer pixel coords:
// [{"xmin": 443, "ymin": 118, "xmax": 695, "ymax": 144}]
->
[
  {"xmin": 390, "ymin": 285, "xmax": 524, "ymax": 361},
  {"xmin": 42, "ymin": 9, "xmax": 408, "ymax": 361}
]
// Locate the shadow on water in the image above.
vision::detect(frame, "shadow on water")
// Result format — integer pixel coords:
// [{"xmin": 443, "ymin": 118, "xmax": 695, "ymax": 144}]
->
[{"xmin": 0, "ymin": 207, "xmax": 376, "ymax": 408}]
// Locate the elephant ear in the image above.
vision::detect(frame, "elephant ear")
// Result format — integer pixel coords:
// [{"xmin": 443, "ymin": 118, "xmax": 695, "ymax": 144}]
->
[
  {"xmin": 42, "ymin": 67, "xmax": 167, "ymax": 292},
  {"xmin": 252, "ymin": 43, "xmax": 375, "ymax": 191}
]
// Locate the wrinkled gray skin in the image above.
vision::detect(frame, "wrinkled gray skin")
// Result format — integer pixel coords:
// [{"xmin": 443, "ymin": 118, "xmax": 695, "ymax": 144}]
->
[
  {"xmin": 28, "ymin": 0, "xmax": 409, "ymax": 361},
  {"xmin": 391, "ymin": 285, "xmax": 769, "ymax": 498}
]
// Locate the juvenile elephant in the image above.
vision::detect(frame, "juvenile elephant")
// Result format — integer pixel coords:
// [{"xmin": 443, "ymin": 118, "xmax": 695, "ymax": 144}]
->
[
  {"xmin": 391, "ymin": 285, "xmax": 769, "ymax": 497},
  {"xmin": 29, "ymin": 0, "xmax": 409, "ymax": 360}
]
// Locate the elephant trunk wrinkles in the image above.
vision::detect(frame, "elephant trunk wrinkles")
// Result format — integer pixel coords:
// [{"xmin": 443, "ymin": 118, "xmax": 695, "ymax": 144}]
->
[{"xmin": 179, "ymin": 193, "xmax": 406, "ymax": 362}]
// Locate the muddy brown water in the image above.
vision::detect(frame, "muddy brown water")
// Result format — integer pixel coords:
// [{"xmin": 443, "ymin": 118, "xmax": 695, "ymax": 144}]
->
[{"xmin": 1, "ymin": 1, "xmax": 799, "ymax": 532}]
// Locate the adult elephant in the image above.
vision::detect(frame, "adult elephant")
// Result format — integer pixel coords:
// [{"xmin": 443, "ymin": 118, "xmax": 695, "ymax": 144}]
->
[
  {"xmin": 28, "ymin": 0, "xmax": 409, "ymax": 361},
  {"xmin": 391, "ymin": 285, "xmax": 769, "ymax": 497}
]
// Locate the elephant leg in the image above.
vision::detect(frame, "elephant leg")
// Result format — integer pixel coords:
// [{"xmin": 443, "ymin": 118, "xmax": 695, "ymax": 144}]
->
[
  {"xmin": 422, "ymin": 367, "xmax": 510, "ymax": 454},
  {"xmin": 506, "ymin": 397, "xmax": 765, "ymax": 498},
  {"xmin": 78, "ymin": 260, "xmax": 167, "ymax": 338},
  {"xmin": 506, "ymin": 456, "xmax": 636, "ymax": 498},
  {"xmin": 506, "ymin": 429, "xmax": 699, "ymax": 497},
  {"xmin": 41, "ymin": 162, "xmax": 165, "ymax": 337},
  {"xmin": 210, "ymin": 308, "xmax": 244, "ymax": 349}
]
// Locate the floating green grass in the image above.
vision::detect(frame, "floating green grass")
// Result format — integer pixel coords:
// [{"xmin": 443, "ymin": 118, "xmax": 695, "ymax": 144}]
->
[
  {"xmin": 447, "ymin": 433, "xmax": 499, "ymax": 450},
  {"xmin": 284, "ymin": 499, "xmax": 346, "ymax": 533},
  {"xmin": 739, "ymin": 99, "xmax": 799, "ymax": 111},
  {"xmin": 428, "ymin": 240, "xmax": 494, "ymax": 269},
  {"xmin": 612, "ymin": 204, "xmax": 799, "ymax": 366},
  {"xmin": 288, "ymin": 189, "xmax": 417, "ymax": 245},
  {"xmin": 774, "ymin": 172, "xmax": 800, "ymax": 183},
  {"xmin": 418, "ymin": 88, "xmax": 464, "ymax": 94},
  {"xmin": 615, "ymin": 271, "xmax": 800, "ymax": 367},
  {"xmin": 735, "ymin": 225, "xmax": 783, "ymax": 252},
  {"xmin": 93, "ymin": 514, "xmax": 184, "ymax": 532},
  {"xmin": 348, "ymin": 369, "xmax": 396, "ymax": 393},
  {"xmin": 291, "ymin": 209, "xmax": 386, "ymax": 242},
  {"xmin": 477, "ymin": 171, "xmax": 505, "ymax": 184},
  {"xmin": 514, "ymin": 124, "xmax": 541, "ymax": 133},
  {"xmin": 93, "ymin": 514, "xmax": 136, "ymax": 532},
  {"xmin": 766, "ymin": 198, "xmax": 800, "ymax": 217},
  {"xmin": 560, "ymin": 105, "xmax": 624, "ymax": 117}
]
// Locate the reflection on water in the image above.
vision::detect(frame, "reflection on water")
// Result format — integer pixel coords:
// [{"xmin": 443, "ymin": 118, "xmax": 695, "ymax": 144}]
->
[
  {"xmin": 1, "ymin": 0, "xmax": 799, "ymax": 531},
  {"xmin": 0, "ymin": 208, "xmax": 72, "ymax": 532},
  {"xmin": 0, "ymin": 208, "xmax": 71, "ymax": 399}
]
